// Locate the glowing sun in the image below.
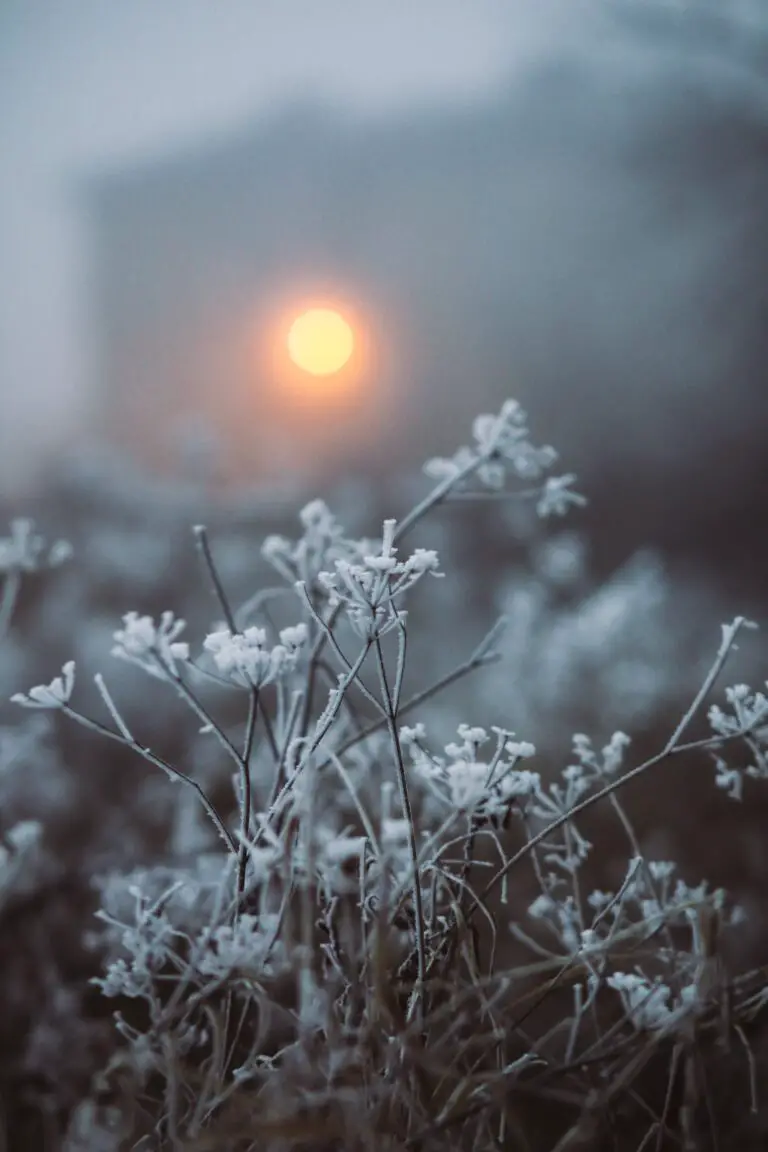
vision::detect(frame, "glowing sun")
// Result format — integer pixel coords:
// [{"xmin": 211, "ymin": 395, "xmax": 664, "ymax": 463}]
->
[{"xmin": 287, "ymin": 308, "xmax": 354, "ymax": 376}]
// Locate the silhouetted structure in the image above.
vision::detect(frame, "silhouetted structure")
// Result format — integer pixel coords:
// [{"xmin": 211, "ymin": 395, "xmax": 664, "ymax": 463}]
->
[{"xmin": 84, "ymin": 4, "xmax": 768, "ymax": 604}]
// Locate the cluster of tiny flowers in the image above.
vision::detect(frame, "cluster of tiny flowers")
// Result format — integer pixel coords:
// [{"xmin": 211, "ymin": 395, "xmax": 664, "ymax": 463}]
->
[
  {"xmin": 562, "ymin": 860, "xmax": 741, "ymax": 969},
  {"xmin": 526, "ymin": 890, "xmax": 585, "ymax": 952},
  {"xmin": 570, "ymin": 730, "xmax": 632, "ymax": 776},
  {"xmin": 621, "ymin": 866, "xmax": 742, "ymax": 939},
  {"xmin": 112, "ymin": 611, "xmax": 190, "ymax": 680},
  {"xmin": 536, "ymin": 474, "xmax": 587, "ymax": 518},
  {"xmin": 424, "ymin": 400, "xmax": 554, "ymax": 487},
  {"xmin": 316, "ymin": 519, "xmax": 442, "ymax": 639},
  {"xmin": 401, "ymin": 722, "xmax": 538, "ymax": 817},
  {"xmin": 196, "ymin": 913, "xmax": 285, "ymax": 979},
  {"xmin": 12, "ymin": 661, "xmax": 76, "ymax": 709},
  {"xmin": 511, "ymin": 739, "xmax": 631, "ymax": 874},
  {"xmin": 203, "ymin": 622, "xmax": 308, "ymax": 688},
  {"xmin": 0, "ymin": 517, "xmax": 72, "ymax": 575},
  {"xmin": 525, "ymin": 859, "xmax": 741, "ymax": 992},
  {"xmin": 605, "ymin": 971, "xmax": 689, "ymax": 1031},
  {"xmin": 708, "ymin": 681, "xmax": 768, "ymax": 798},
  {"xmin": 422, "ymin": 399, "xmax": 584, "ymax": 521},
  {"xmin": 262, "ymin": 499, "xmax": 370, "ymax": 589},
  {"xmin": 520, "ymin": 731, "xmax": 632, "ymax": 848},
  {"xmin": 709, "ymin": 682, "xmax": 768, "ymax": 737},
  {"xmin": 92, "ymin": 888, "xmax": 180, "ymax": 1000}
]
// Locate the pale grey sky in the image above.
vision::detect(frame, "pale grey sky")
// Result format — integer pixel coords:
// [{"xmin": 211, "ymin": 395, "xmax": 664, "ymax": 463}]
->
[{"xmin": 0, "ymin": 0, "xmax": 589, "ymax": 491}]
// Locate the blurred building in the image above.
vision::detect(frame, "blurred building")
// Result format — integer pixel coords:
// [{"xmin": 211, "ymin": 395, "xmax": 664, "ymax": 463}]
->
[{"xmin": 83, "ymin": 5, "xmax": 768, "ymax": 600}]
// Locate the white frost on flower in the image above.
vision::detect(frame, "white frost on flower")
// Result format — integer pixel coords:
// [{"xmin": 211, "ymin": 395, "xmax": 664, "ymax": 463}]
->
[
  {"xmin": 713, "ymin": 758, "xmax": 743, "ymax": 801},
  {"xmin": 403, "ymin": 723, "xmax": 538, "ymax": 817},
  {"xmin": 579, "ymin": 928, "xmax": 599, "ymax": 952},
  {"xmin": 405, "ymin": 548, "xmax": 441, "ymax": 575},
  {"xmin": 444, "ymin": 724, "xmax": 492, "ymax": 760},
  {"xmin": 606, "ymin": 972, "xmax": 674, "ymax": 1030},
  {"xmin": 423, "ymin": 446, "xmax": 475, "ymax": 483},
  {"xmin": 399, "ymin": 723, "xmax": 427, "ymax": 746},
  {"xmin": 527, "ymin": 893, "xmax": 557, "ymax": 919},
  {"xmin": 707, "ymin": 705, "xmax": 736, "ymax": 737},
  {"xmin": 0, "ymin": 518, "xmax": 72, "ymax": 574},
  {"xmin": 536, "ymin": 474, "xmax": 587, "ymax": 518},
  {"xmin": 457, "ymin": 724, "xmax": 490, "ymax": 746},
  {"xmin": 711, "ymin": 682, "xmax": 768, "ymax": 736},
  {"xmin": 601, "ymin": 731, "xmax": 631, "ymax": 774},
  {"xmin": 203, "ymin": 623, "xmax": 307, "ymax": 687},
  {"xmin": 112, "ymin": 612, "xmax": 189, "ymax": 680},
  {"xmin": 261, "ymin": 499, "xmax": 357, "ymax": 590},
  {"xmin": 555, "ymin": 896, "xmax": 581, "ymax": 951},
  {"xmin": 315, "ymin": 520, "xmax": 442, "ymax": 639},
  {"xmin": 571, "ymin": 733, "xmax": 595, "ymax": 763},
  {"xmin": 446, "ymin": 760, "xmax": 489, "ymax": 810},
  {"xmin": 424, "ymin": 399, "xmax": 572, "ymax": 501},
  {"xmin": 11, "ymin": 661, "xmax": 76, "ymax": 709},
  {"xmin": 299, "ymin": 499, "xmax": 338, "ymax": 534},
  {"xmin": 707, "ymin": 680, "xmax": 768, "ymax": 795},
  {"xmin": 93, "ymin": 957, "xmax": 150, "ymax": 1000},
  {"xmin": 474, "ymin": 400, "xmax": 527, "ymax": 453},
  {"xmin": 506, "ymin": 740, "xmax": 536, "ymax": 760},
  {"xmin": 198, "ymin": 914, "xmax": 283, "ymax": 978},
  {"xmin": 278, "ymin": 623, "xmax": 309, "ymax": 652},
  {"xmin": 498, "ymin": 769, "xmax": 541, "ymax": 799}
]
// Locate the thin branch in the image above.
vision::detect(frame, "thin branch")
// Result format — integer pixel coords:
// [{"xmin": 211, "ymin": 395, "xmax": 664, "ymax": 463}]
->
[
  {"xmin": 474, "ymin": 619, "xmax": 755, "ymax": 916},
  {"xmin": 61, "ymin": 705, "xmax": 237, "ymax": 856},
  {"xmin": 374, "ymin": 634, "xmax": 427, "ymax": 1023},
  {"xmin": 237, "ymin": 687, "xmax": 259, "ymax": 899},
  {"xmin": 0, "ymin": 570, "xmax": 21, "ymax": 641},
  {"xmin": 193, "ymin": 524, "xmax": 238, "ymax": 634}
]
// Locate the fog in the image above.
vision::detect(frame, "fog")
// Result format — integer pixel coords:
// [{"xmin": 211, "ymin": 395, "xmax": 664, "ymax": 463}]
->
[
  {"xmin": 0, "ymin": 0, "xmax": 571, "ymax": 489},
  {"xmin": 2, "ymin": 1, "xmax": 768, "ymax": 603},
  {"xmin": 3, "ymin": 12, "xmax": 768, "ymax": 1143}
]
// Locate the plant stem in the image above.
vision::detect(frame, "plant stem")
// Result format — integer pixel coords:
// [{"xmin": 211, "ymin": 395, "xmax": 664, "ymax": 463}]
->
[{"xmin": 374, "ymin": 635, "xmax": 427, "ymax": 1023}]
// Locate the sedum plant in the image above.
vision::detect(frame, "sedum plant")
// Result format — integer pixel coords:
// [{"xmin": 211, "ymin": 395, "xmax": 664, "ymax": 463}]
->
[{"xmin": 6, "ymin": 400, "xmax": 768, "ymax": 1151}]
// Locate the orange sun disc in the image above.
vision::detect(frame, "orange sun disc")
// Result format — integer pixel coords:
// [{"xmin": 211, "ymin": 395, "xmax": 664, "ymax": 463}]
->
[{"xmin": 287, "ymin": 308, "xmax": 354, "ymax": 376}]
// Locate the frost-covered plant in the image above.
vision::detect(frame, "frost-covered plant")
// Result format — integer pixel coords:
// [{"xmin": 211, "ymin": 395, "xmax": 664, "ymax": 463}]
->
[
  {"xmin": 489, "ymin": 550, "xmax": 736, "ymax": 746},
  {"xmin": 12, "ymin": 660, "xmax": 77, "ymax": 709},
  {"xmin": 203, "ymin": 622, "xmax": 308, "ymax": 687},
  {"xmin": 0, "ymin": 517, "xmax": 72, "ymax": 578},
  {"xmin": 1, "ymin": 520, "xmax": 73, "ymax": 904},
  {"xmin": 0, "ymin": 517, "xmax": 71, "ymax": 640},
  {"xmin": 7, "ymin": 400, "xmax": 768, "ymax": 1150},
  {"xmin": 0, "ymin": 818, "xmax": 43, "ymax": 909},
  {"xmin": 112, "ymin": 611, "xmax": 191, "ymax": 680}
]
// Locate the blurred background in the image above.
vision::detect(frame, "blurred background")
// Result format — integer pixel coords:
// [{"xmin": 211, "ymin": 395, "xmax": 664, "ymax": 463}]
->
[
  {"xmin": 2, "ymin": 3, "xmax": 768, "ymax": 1143},
  {"xmin": 0, "ymin": 0, "xmax": 563, "ymax": 488},
  {"xmin": 2, "ymin": 0, "xmax": 768, "ymax": 601}
]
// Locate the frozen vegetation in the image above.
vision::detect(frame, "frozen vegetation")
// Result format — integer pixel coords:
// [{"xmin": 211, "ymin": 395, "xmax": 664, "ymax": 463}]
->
[{"xmin": 2, "ymin": 399, "xmax": 768, "ymax": 1150}]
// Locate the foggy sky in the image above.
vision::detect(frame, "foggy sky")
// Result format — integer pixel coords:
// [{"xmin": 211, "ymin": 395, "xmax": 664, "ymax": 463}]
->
[
  {"xmin": 2, "ymin": 0, "xmax": 767, "ymax": 611},
  {"xmin": 0, "ymin": 0, "xmax": 590, "ymax": 492}
]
